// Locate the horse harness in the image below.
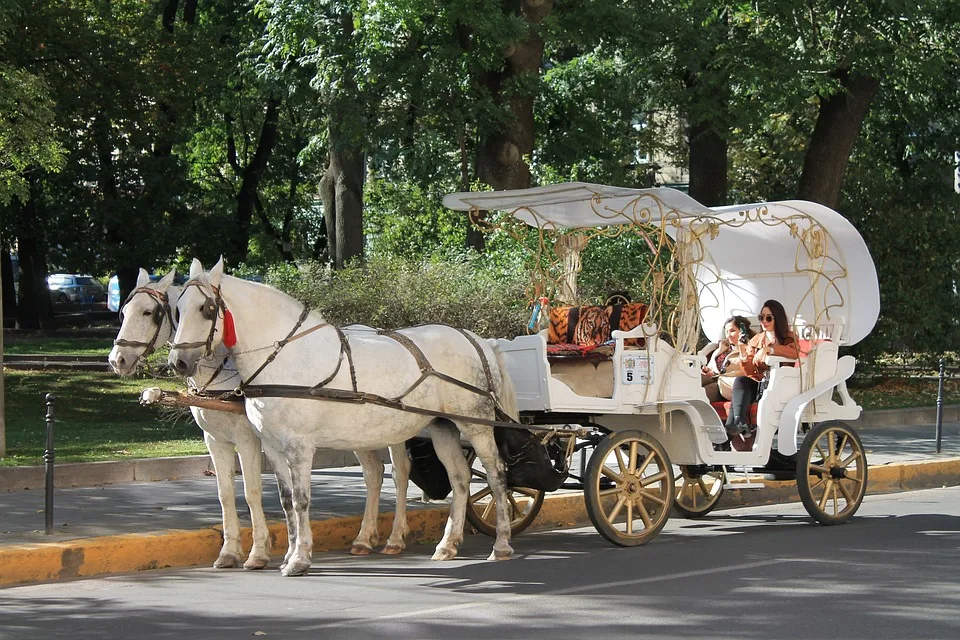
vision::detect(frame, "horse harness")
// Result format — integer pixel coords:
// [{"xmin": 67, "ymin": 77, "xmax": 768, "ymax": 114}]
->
[
  {"xmin": 173, "ymin": 277, "xmax": 521, "ymax": 430},
  {"xmin": 113, "ymin": 286, "xmax": 176, "ymax": 358}
]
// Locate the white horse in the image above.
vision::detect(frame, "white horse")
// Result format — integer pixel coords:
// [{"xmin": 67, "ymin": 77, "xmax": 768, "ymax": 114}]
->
[
  {"xmin": 109, "ymin": 269, "xmax": 417, "ymax": 568},
  {"xmin": 168, "ymin": 258, "xmax": 517, "ymax": 576}
]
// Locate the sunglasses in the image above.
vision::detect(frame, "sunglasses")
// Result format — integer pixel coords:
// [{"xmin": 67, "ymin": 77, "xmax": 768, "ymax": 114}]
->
[{"xmin": 758, "ymin": 314, "xmax": 775, "ymax": 323}]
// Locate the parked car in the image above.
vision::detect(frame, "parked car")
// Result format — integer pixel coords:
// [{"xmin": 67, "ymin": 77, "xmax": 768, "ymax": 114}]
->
[
  {"xmin": 47, "ymin": 274, "xmax": 107, "ymax": 306},
  {"xmin": 107, "ymin": 273, "xmax": 186, "ymax": 312}
]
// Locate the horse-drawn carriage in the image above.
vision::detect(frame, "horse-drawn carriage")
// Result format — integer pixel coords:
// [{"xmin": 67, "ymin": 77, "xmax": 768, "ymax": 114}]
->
[
  {"xmin": 443, "ymin": 182, "xmax": 879, "ymax": 546},
  {"xmin": 118, "ymin": 180, "xmax": 879, "ymax": 574}
]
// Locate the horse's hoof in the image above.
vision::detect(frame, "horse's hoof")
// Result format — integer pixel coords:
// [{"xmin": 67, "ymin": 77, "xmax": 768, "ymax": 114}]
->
[
  {"xmin": 213, "ymin": 553, "xmax": 240, "ymax": 569},
  {"xmin": 350, "ymin": 544, "xmax": 374, "ymax": 556},
  {"xmin": 243, "ymin": 555, "xmax": 270, "ymax": 570},
  {"xmin": 380, "ymin": 544, "xmax": 404, "ymax": 556},
  {"xmin": 281, "ymin": 560, "xmax": 311, "ymax": 577},
  {"xmin": 431, "ymin": 547, "xmax": 458, "ymax": 561},
  {"xmin": 488, "ymin": 547, "xmax": 514, "ymax": 561}
]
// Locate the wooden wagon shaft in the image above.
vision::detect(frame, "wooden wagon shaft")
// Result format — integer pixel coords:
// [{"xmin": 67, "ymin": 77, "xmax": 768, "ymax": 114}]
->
[{"xmin": 139, "ymin": 387, "xmax": 247, "ymax": 415}]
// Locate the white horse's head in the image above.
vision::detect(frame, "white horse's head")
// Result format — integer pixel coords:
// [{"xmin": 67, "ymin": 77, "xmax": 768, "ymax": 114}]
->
[
  {"xmin": 168, "ymin": 257, "xmax": 226, "ymax": 377},
  {"xmin": 108, "ymin": 267, "xmax": 179, "ymax": 376}
]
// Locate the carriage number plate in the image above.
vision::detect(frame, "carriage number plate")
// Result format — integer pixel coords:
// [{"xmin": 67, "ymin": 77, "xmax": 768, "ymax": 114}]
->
[{"xmin": 622, "ymin": 355, "xmax": 653, "ymax": 385}]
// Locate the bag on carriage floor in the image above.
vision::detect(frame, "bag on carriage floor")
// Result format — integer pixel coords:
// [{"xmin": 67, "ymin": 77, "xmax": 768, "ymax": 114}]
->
[
  {"xmin": 405, "ymin": 437, "xmax": 452, "ymax": 500},
  {"xmin": 494, "ymin": 427, "xmax": 569, "ymax": 492}
]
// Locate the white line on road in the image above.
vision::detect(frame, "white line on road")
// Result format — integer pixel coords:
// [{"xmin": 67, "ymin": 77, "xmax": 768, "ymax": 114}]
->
[{"xmin": 302, "ymin": 557, "xmax": 804, "ymax": 630}]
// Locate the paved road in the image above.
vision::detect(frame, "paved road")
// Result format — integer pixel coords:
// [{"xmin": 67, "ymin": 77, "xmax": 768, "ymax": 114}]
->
[{"xmin": 2, "ymin": 487, "xmax": 958, "ymax": 640}]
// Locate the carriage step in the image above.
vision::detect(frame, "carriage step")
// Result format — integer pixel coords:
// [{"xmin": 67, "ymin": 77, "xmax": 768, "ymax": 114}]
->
[{"xmin": 723, "ymin": 481, "xmax": 766, "ymax": 490}]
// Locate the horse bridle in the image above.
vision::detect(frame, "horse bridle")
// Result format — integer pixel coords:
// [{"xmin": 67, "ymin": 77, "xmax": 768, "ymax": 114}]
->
[
  {"xmin": 169, "ymin": 279, "xmax": 225, "ymax": 357},
  {"xmin": 113, "ymin": 287, "xmax": 176, "ymax": 358}
]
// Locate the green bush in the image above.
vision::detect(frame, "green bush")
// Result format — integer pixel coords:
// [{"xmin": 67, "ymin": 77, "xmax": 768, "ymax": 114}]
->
[{"xmin": 265, "ymin": 252, "xmax": 530, "ymax": 338}]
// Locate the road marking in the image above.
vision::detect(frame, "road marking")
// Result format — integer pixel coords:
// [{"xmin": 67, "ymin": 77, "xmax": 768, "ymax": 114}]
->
[{"xmin": 302, "ymin": 557, "xmax": 792, "ymax": 630}]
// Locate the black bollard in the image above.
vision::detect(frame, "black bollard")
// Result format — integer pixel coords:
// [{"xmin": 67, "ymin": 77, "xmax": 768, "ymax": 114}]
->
[
  {"xmin": 44, "ymin": 393, "xmax": 56, "ymax": 535},
  {"xmin": 935, "ymin": 359, "xmax": 944, "ymax": 454}
]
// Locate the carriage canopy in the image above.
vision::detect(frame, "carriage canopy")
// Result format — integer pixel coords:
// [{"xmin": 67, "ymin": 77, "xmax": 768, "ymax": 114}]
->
[{"xmin": 444, "ymin": 182, "xmax": 880, "ymax": 346}]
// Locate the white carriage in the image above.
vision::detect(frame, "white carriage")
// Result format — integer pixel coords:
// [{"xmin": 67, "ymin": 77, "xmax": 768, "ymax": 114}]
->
[{"xmin": 444, "ymin": 182, "xmax": 879, "ymax": 546}]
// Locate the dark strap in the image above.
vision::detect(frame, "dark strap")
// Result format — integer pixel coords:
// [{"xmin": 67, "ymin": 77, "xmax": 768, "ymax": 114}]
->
[
  {"xmin": 565, "ymin": 307, "xmax": 580, "ymax": 343},
  {"xmin": 237, "ymin": 307, "xmax": 312, "ymax": 392},
  {"xmin": 241, "ymin": 385, "xmax": 522, "ymax": 429},
  {"xmin": 608, "ymin": 304, "xmax": 624, "ymax": 332}
]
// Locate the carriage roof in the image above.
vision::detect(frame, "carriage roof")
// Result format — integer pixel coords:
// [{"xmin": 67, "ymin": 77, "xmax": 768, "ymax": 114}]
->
[{"xmin": 444, "ymin": 182, "xmax": 880, "ymax": 346}]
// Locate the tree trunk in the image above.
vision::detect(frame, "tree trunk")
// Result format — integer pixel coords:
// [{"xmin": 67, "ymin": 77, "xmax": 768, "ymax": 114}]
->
[
  {"xmin": 1, "ymin": 250, "xmax": 16, "ymax": 329},
  {"xmin": 797, "ymin": 71, "xmax": 880, "ymax": 209},
  {"xmin": 469, "ymin": 0, "xmax": 554, "ymax": 251},
  {"xmin": 688, "ymin": 121, "xmax": 728, "ymax": 206},
  {"xmin": 14, "ymin": 187, "xmax": 56, "ymax": 330},
  {"xmin": 319, "ymin": 136, "xmax": 365, "ymax": 269},
  {"xmin": 229, "ymin": 96, "xmax": 282, "ymax": 268}
]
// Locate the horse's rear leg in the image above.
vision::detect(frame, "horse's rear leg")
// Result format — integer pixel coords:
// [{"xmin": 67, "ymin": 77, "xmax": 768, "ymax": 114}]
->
[
  {"xmin": 465, "ymin": 430, "xmax": 514, "ymax": 561},
  {"xmin": 235, "ymin": 428, "xmax": 270, "ymax": 570},
  {"xmin": 351, "ymin": 450, "xmax": 384, "ymax": 555},
  {"xmin": 281, "ymin": 450, "xmax": 315, "ymax": 577},
  {"xmin": 205, "ymin": 432, "xmax": 242, "ymax": 568},
  {"xmin": 426, "ymin": 424, "xmax": 470, "ymax": 561},
  {"xmin": 381, "ymin": 443, "xmax": 411, "ymax": 555}
]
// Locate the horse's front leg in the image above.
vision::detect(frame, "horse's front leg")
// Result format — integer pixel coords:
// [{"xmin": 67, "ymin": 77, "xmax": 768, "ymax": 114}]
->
[
  {"xmin": 262, "ymin": 441, "xmax": 297, "ymax": 572},
  {"xmin": 203, "ymin": 431, "xmax": 243, "ymax": 568},
  {"xmin": 351, "ymin": 449, "xmax": 384, "ymax": 555},
  {"xmin": 235, "ymin": 426, "xmax": 270, "ymax": 570},
  {"xmin": 465, "ymin": 429, "xmax": 514, "ymax": 561},
  {"xmin": 281, "ymin": 448, "xmax": 315, "ymax": 577},
  {"xmin": 426, "ymin": 423, "xmax": 470, "ymax": 561},
  {"xmin": 381, "ymin": 443, "xmax": 411, "ymax": 555}
]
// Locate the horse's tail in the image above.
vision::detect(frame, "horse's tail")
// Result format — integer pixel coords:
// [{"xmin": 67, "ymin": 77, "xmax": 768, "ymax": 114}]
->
[{"xmin": 490, "ymin": 341, "xmax": 519, "ymax": 421}]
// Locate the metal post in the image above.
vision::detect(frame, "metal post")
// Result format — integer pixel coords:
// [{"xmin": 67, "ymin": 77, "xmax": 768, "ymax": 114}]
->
[
  {"xmin": 44, "ymin": 393, "xmax": 56, "ymax": 534},
  {"xmin": 935, "ymin": 359, "xmax": 944, "ymax": 454}
]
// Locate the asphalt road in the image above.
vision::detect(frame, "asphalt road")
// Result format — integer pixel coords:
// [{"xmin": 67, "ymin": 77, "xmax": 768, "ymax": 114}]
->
[{"xmin": 2, "ymin": 487, "xmax": 959, "ymax": 640}]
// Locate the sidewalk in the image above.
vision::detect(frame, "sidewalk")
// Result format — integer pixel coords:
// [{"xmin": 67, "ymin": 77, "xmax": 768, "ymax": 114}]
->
[{"xmin": 1, "ymin": 417, "xmax": 958, "ymax": 587}]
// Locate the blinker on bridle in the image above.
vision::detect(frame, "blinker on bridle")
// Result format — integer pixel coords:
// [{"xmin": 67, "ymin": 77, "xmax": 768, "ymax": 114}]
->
[
  {"xmin": 113, "ymin": 287, "xmax": 175, "ymax": 357},
  {"xmin": 169, "ymin": 278, "xmax": 225, "ymax": 357}
]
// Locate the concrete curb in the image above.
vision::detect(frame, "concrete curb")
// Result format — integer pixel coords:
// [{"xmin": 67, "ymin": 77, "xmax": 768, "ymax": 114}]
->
[
  {"xmin": 2, "ymin": 456, "xmax": 958, "ymax": 588},
  {"xmin": 3, "ymin": 405, "xmax": 957, "ymax": 492},
  {"xmin": 0, "ymin": 449, "xmax": 387, "ymax": 492}
]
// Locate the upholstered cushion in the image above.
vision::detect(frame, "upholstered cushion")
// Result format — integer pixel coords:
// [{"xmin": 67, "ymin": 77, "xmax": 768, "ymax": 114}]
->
[{"xmin": 547, "ymin": 302, "xmax": 648, "ymax": 347}]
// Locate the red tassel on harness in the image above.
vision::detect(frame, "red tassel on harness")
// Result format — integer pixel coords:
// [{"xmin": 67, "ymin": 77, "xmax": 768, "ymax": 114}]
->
[{"xmin": 222, "ymin": 309, "xmax": 237, "ymax": 348}]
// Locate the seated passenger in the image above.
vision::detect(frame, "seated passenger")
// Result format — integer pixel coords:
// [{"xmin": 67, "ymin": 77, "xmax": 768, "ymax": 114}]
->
[
  {"xmin": 701, "ymin": 315, "xmax": 754, "ymax": 403},
  {"xmin": 724, "ymin": 299, "xmax": 800, "ymax": 438}
]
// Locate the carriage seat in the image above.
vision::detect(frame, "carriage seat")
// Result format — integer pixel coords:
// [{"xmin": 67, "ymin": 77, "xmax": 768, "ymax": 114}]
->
[
  {"xmin": 709, "ymin": 336, "xmax": 832, "ymax": 451},
  {"xmin": 545, "ymin": 302, "xmax": 648, "ymax": 362}
]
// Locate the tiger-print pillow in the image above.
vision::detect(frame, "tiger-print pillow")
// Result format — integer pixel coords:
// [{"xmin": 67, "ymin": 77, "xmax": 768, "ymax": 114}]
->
[
  {"xmin": 573, "ymin": 306, "xmax": 611, "ymax": 347},
  {"xmin": 547, "ymin": 302, "xmax": 648, "ymax": 347}
]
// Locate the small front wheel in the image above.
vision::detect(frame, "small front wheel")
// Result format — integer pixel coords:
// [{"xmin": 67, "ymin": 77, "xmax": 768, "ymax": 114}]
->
[
  {"xmin": 585, "ymin": 430, "xmax": 674, "ymax": 546},
  {"xmin": 463, "ymin": 449, "xmax": 545, "ymax": 537},
  {"xmin": 797, "ymin": 421, "xmax": 868, "ymax": 525},
  {"xmin": 673, "ymin": 465, "xmax": 725, "ymax": 518}
]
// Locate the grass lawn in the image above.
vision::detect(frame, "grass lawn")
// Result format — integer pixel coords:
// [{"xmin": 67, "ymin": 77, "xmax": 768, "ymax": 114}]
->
[
  {"xmin": 4, "ymin": 338, "xmax": 114, "ymax": 356},
  {"xmin": 1, "ymin": 368, "xmax": 207, "ymax": 467}
]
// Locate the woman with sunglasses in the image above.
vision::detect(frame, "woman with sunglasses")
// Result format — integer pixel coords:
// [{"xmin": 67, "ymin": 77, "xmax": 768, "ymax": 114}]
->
[{"xmin": 724, "ymin": 299, "xmax": 800, "ymax": 439}]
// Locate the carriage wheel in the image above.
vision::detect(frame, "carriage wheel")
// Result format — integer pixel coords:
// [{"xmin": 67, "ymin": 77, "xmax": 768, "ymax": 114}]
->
[
  {"xmin": 463, "ymin": 450, "xmax": 545, "ymax": 537},
  {"xmin": 796, "ymin": 421, "xmax": 868, "ymax": 525},
  {"xmin": 585, "ymin": 430, "xmax": 674, "ymax": 547},
  {"xmin": 673, "ymin": 465, "xmax": 725, "ymax": 518}
]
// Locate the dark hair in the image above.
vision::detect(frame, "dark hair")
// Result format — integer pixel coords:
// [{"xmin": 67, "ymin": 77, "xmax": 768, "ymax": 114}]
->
[
  {"xmin": 723, "ymin": 315, "xmax": 754, "ymax": 341},
  {"xmin": 761, "ymin": 299, "xmax": 791, "ymax": 344}
]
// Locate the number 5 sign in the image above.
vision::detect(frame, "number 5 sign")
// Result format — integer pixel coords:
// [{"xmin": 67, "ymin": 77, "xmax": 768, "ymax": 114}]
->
[{"xmin": 622, "ymin": 355, "xmax": 653, "ymax": 385}]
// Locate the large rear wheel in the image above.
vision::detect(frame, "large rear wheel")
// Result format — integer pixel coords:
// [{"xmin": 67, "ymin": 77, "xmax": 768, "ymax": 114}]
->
[
  {"xmin": 463, "ymin": 449, "xmax": 545, "ymax": 537},
  {"xmin": 585, "ymin": 430, "xmax": 674, "ymax": 546},
  {"xmin": 796, "ymin": 421, "xmax": 867, "ymax": 525}
]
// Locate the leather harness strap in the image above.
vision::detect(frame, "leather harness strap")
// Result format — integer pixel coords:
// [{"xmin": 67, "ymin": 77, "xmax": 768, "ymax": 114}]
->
[{"xmin": 113, "ymin": 287, "xmax": 174, "ymax": 358}]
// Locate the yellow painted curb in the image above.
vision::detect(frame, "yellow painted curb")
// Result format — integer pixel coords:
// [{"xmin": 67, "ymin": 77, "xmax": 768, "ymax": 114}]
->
[{"xmin": 2, "ymin": 457, "xmax": 958, "ymax": 588}]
